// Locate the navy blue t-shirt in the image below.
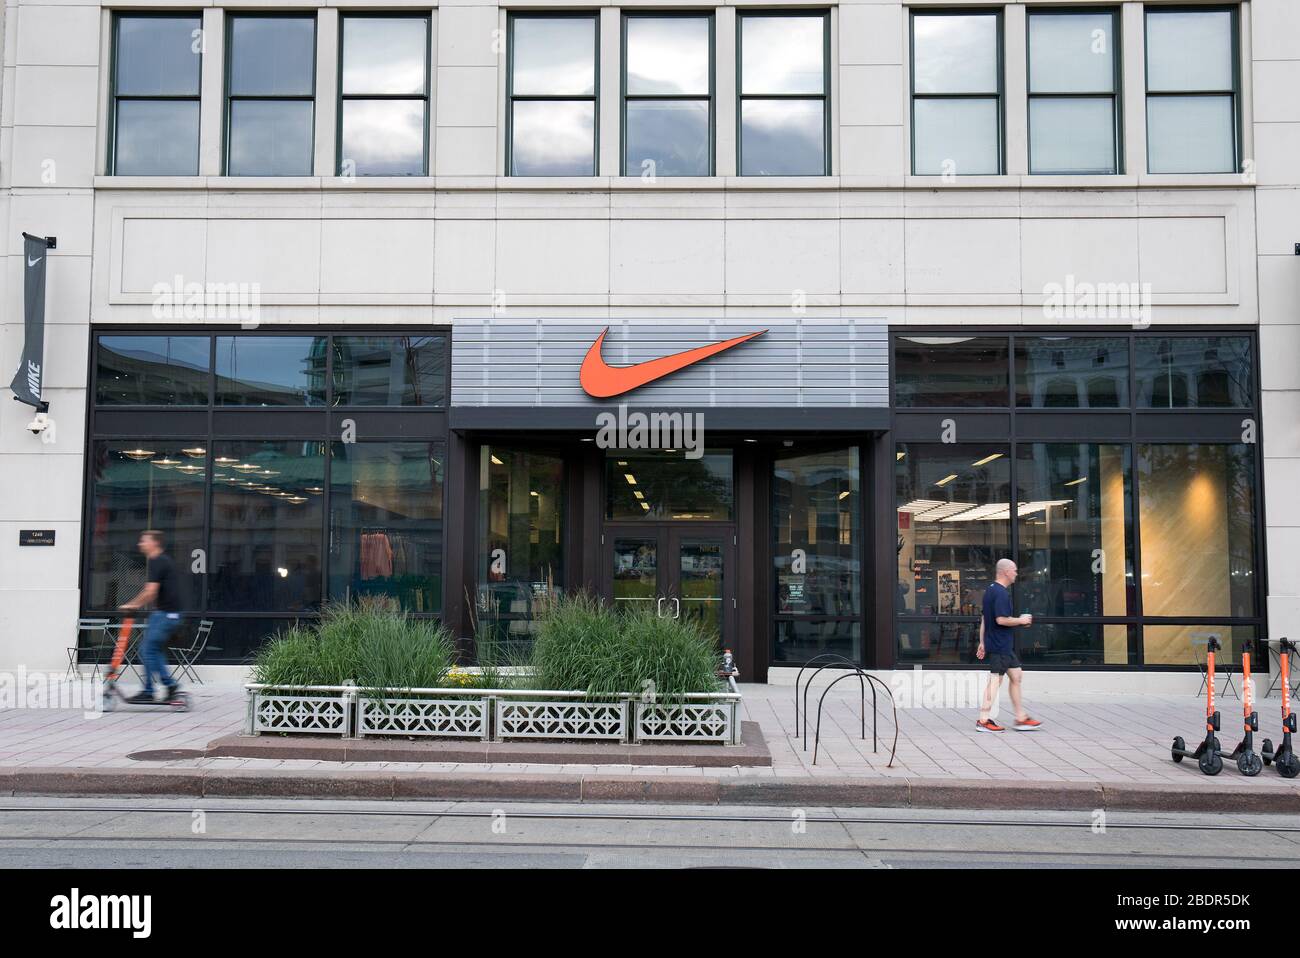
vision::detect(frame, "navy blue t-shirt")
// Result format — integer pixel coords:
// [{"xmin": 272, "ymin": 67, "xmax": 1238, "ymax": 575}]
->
[{"xmin": 982, "ymin": 582, "xmax": 1015, "ymax": 655}]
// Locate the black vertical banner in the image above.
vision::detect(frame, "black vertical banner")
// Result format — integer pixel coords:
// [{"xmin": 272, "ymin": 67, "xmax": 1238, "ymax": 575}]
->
[{"xmin": 10, "ymin": 232, "xmax": 51, "ymax": 409}]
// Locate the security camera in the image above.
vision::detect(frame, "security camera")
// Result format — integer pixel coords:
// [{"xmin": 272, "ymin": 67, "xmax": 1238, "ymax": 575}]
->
[{"xmin": 27, "ymin": 412, "xmax": 49, "ymax": 435}]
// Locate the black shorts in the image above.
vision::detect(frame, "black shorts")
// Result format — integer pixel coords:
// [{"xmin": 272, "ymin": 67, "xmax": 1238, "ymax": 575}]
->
[{"xmin": 987, "ymin": 652, "xmax": 1022, "ymax": 675}]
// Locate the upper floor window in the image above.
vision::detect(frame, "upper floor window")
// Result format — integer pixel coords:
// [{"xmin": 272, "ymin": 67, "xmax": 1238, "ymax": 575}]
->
[
  {"xmin": 911, "ymin": 10, "xmax": 1003, "ymax": 176},
  {"xmin": 507, "ymin": 14, "xmax": 598, "ymax": 176},
  {"xmin": 338, "ymin": 15, "xmax": 430, "ymax": 176},
  {"xmin": 1028, "ymin": 9, "xmax": 1121, "ymax": 175},
  {"xmin": 110, "ymin": 14, "xmax": 202, "ymax": 175},
  {"xmin": 623, "ymin": 13, "xmax": 713, "ymax": 177},
  {"xmin": 1145, "ymin": 6, "xmax": 1239, "ymax": 174},
  {"xmin": 738, "ymin": 11, "xmax": 829, "ymax": 176},
  {"xmin": 226, "ymin": 14, "xmax": 317, "ymax": 176}
]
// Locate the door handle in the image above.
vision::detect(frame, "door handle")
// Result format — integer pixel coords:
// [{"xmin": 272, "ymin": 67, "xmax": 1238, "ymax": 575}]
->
[
  {"xmin": 672, "ymin": 597, "xmax": 681, "ymax": 619},
  {"xmin": 657, "ymin": 597, "xmax": 665, "ymax": 618}
]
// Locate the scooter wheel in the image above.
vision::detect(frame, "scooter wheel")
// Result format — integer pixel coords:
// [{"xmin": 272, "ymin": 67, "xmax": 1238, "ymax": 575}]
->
[
  {"xmin": 1279, "ymin": 754, "xmax": 1300, "ymax": 779},
  {"xmin": 102, "ymin": 691, "xmax": 116, "ymax": 712},
  {"xmin": 169, "ymin": 693, "xmax": 190, "ymax": 712},
  {"xmin": 1171, "ymin": 736, "xmax": 1186, "ymax": 762},
  {"xmin": 1261, "ymin": 739, "xmax": 1274, "ymax": 766},
  {"xmin": 1237, "ymin": 751, "xmax": 1263, "ymax": 777},
  {"xmin": 1199, "ymin": 751, "xmax": 1224, "ymax": 776}
]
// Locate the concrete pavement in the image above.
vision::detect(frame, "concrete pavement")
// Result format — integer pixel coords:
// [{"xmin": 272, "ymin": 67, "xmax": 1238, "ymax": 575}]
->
[{"xmin": 2, "ymin": 678, "xmax": 1299, "ymax": 810}]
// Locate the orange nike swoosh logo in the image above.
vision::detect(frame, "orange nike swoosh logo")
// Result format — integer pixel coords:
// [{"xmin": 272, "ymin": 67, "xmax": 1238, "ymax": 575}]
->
[{"xmin": 579, "ymin": 327, "xmax": 767, "ymax": 398}]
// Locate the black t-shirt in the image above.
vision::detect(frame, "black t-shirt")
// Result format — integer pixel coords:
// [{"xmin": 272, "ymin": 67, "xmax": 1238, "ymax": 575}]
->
[{"xmin": 146, "ymin": 553, "xmax": 181, "ymax": 613}]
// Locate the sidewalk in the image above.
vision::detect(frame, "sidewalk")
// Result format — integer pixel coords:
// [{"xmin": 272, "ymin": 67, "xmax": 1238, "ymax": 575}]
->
[{"xmin": 2, "ymin": 679, "xmax": 1298, "ymax": 811}]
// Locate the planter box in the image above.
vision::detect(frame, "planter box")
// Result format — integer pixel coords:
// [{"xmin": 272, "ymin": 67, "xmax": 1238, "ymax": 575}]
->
[
  {"xmin": 493, "ymin": 697, "xmax": 628, "ymax": 742},
  {"xmin": 249, "ymin": 689, "xmax": 353, "ymax": 737},
  {"xmin": 635, "ymin": 699, "xmax": 739, "ymax": 745},
  {"xmin": 357, "ymin": 692, "xmax": 489, "ymax": 740},
  {"xmin": 245, "ymin": 685, "xmax": 741, "ymax": 745}
]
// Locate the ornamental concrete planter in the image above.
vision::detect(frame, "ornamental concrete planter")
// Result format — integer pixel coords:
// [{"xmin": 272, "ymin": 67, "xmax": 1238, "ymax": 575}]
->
[
  {"xmin": 244, "ymin": 685, "xmax": 741, "ymax": 746},
  {"xmin": 634, "ymin": 695, "xmax": 741, "ymax": 745},
  {"xmin": 247, "ymin": 686, "xmax": 354, "ymax": 737},
  {"xmin": 492, "ymin": 693, "xmax": 629, "ymax": 742},
  {"xmin": 356, "ymin": 689, "xmax": 490, "ymax": 741}
]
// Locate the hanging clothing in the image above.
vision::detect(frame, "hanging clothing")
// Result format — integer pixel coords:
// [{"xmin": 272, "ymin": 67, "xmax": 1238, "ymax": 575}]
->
[{"xmin": 360, "ymin": 532, "xmax": 394, "ymax": 579}]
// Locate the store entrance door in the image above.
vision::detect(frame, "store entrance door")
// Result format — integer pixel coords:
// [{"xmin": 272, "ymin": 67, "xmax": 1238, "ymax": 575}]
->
[{"xmin": 604, "ymin": 525, "xmax": 736, "ymax": 648}]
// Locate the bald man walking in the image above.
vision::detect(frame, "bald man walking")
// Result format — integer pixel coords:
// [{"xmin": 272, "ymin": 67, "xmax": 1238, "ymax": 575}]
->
[{"xmin": 975, "ymin": 558, "xmax": 1042, "ymax": 732}]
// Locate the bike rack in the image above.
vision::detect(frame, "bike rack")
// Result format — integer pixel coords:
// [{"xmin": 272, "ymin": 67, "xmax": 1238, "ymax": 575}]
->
[
  {"xmin": 793, "ymin": 653, "xmax": 860, "ymax": 736},
  {"xmin": 812, "ymin": 669, "xmax": 899, "ymax": 769},
  {"xmin": 801, "ymin": 661, "xmax": 873, "ymax": 751}
]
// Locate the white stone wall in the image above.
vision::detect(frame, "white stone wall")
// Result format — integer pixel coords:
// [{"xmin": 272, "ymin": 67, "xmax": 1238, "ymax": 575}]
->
[{"xmin": 0, "ymin": 0, "xmax": 1288, "ymax": 674}]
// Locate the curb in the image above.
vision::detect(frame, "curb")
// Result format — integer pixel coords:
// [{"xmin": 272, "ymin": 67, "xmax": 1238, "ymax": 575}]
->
[{"xmin": 4, "ymin": 766, "xmax": 1299, "ymax": 812}]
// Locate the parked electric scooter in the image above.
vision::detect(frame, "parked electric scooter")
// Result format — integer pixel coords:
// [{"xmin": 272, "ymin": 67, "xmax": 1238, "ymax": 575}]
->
[
  {"xmin": 1261, "ymin": 637, "xmax": 1299, "ymax": 779},
  {"xmin": 1172, "ymin": 635, "xmax": 1223, "ymax": 775},
  {"xmin": 102, "ymin": 617, "xmax": 190, "ymax": 712},
  {"xmin": 1226, "ymin": 647, "xmax": 1262, "ymax": 776}
]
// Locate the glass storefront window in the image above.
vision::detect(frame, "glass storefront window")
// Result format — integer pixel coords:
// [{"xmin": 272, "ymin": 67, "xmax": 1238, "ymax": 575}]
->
[
  {"xmin": 1019, "ymin": 623, "xmax": 1133, "ymax": 667},
  {"xmin": 896, "ymin": 621, "xmax": 978, "ymax": 665},
  {"xmin": 331, "ymin": 336, "xmax": 446, "ymax": 406},
  {"xmin": 95, "ymin": 336, "xmax": 211, "ymax": 406},
  {"xmin": 772, "ymin": 620, "xmax": 861, "ymax": 666},
  {"xmin": 215, "ymin": 336, "xmax": 328, "ymax": 406},
  {"xmin": 1137, "ymin": 443, "xmax": 1256, "ymax": 618},
  {"xmin": 895, "ymin": 337, "xmax": 1010, "ymax": 407},
  {"xmin": 1135, "ymin": 336, "xmax": 1253, "ymax": 408},
  {"xmin": 86, "ymin": 441, "xmax": 206, "ymax": 611},
  {"xmin": 605, "ymin": 450, "xmax": 733, "ymax": 521},
  {"xmin": 208, "ymin": 440, "xmax": 326, "ymax": 611},
  {"xmin": 772, "ymin": 446, "xmax": 860, "ymax": 616},
  {"xmin": 1142, "ymin": 625, "xmax": 1256, "ymax": 668},
  {"xmin": 896, "ymin": 445, "xmax": 1012, "ymax": 617},
  {"xmin": 1016, "ymin": 443, "xmax": 1135, "ymax": 618},
  {"xmin": 478, "ymin": 447, "xmax": 564, "ymax": 648},
  {"xmin": 1015, "ymin": 337, "xmax": 1130, "ymax": 408},
  {"xmin": 328, "ymin": 442, "xmax": 443, "ymax": 613}
]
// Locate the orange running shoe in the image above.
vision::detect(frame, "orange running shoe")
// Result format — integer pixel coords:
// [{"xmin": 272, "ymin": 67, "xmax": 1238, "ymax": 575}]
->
[{"xmin": 975, "ymin": 718, "xmax": 1005, "ymax": 732}]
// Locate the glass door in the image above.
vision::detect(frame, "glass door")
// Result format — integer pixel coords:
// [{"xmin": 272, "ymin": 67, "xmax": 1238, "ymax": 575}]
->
[{"xmin": 604, "ymin": 525, "xmax": 734, "ymax": 647}]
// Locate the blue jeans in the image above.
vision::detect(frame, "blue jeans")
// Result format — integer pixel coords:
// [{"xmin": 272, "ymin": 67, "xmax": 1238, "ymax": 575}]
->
[{"xmin": 140, "ymin": 611, "xmax": 181, "ymax": 694}]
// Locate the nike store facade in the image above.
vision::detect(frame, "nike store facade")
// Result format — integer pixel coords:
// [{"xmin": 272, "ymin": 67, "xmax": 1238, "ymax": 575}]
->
[{"xmin": 0, "ymin": 1, "xmax": 1292, "ymax": 688}]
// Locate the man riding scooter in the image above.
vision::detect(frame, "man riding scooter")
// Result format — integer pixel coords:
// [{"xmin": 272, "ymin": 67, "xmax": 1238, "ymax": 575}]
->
[{"xmin": 118, "ymin": 530, "xmax": 186, "ymax": 705}]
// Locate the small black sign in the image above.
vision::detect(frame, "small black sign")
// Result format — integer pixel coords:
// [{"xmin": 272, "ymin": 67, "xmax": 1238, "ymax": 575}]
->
[{"xmin": 19, "ymin": 529, "xmax": 55, "ymax": 546}]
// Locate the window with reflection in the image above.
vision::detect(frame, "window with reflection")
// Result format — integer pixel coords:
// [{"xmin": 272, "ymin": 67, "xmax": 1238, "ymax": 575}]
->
[
  {"xmin": 1018, "ymin": 623, "xmax": 1134, "ymax": 667},
  {"xmin": 111, "ymin": 14, "xmax": 202, "ymax": 175},
  {"xmin": 1145, "ymin": 7, "xmax": 1238, "ymax": 173},
  {"xmin": 96, "ymin": 336, "xmax": 210, "ymax": 406},
  {"xmin": 1015, "ymin": 337, "xmax": 1129, "ymax": 407},
  {"xmin": 1137, "ymin": 443, "xmax": 1256, "ymax": 619},
  {"xmin": 738, "ymin": 12, "xmax": 828, "ymax": 176},
  {"xmin": 1027, "ymin": 10, "xmax": 1120, "ymax": 175},
  {"xmin": 606, "ymin": 450, "xmax": 733, "ymax": 521},
  {"xmin": 1135, "ymin": 336, "xmax": 1252, "ymax": 408},
  {"xmin": 478, "ymin": 447, "xmax": 564, "ymax": 648},
  {"xmin": 86, "ymin": 441, "xmax": 206, "ymax": 611},
  {"xmin": 339, "ymin": 15, "xmax": 429, "ymax": 175},
  {"xmin": 329, "ymin": 442, "xmax": 442, "ymax": 612},
  {"xmin": 226, "ymin": 14, "xmax": 316, "ymax": 175},
  {"xmin": 896, "ymin": 445, "xmax": 1012, "ymax": 618},
  {"xmin": 771, "ymin": 446, "xmax": 861, "ymax": 664},
  {"xmin": 773, "ymin": 446, "xmax": 859, "ymax": 616},
  {"xmin": 623, "ymin": 14, "xmax": 712, "ymax": 176},
  {"xmin": 508, "ymin": 14, "xmax": 598, "ymax": 176},
  {"xmin": 209, "ymin": 440, "xmax": 326, "ymax": 611},
  {"xmin": 912, "ymin": 10, "xmax": 1002, "ymax": 175},
  {"xmin": 895, "ymin": 336, "xmax": 1010, "ymax": 407},
  {"xmin": 215, "ymin": 336, "xmax": 328, "ymax": 406},
  {"xmin": 331, "ymin": 336, "xmax": 446, "ymax": 406},
  {"xmin": 1016, "ymin": 443, "xmax": 1135, "ymax": 622},
  {"xmin": 1143, "ymin": 625, "xmax": 1255, "ymax": 668}
]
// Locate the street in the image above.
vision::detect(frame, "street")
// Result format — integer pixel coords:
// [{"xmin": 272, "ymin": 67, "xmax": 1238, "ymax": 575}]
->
[{"xmin": 3, "ymin": 797, "xmax": 1297, "ymax": 869}]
